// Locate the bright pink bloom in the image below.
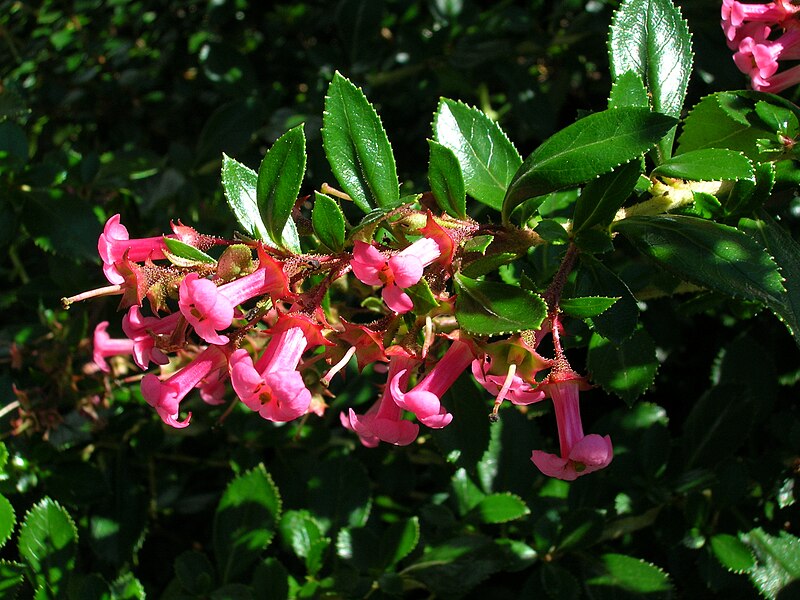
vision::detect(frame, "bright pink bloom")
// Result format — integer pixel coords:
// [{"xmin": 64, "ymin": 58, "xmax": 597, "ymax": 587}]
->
[
  {"xmin": 322, "ymin": 320, "xmax": 387, "ymax": 386},
  {"xmin": 350, "ymin": 238, "xmax": 440, "ymax": 313},
  {"xmin": 722, "ymin": 0, "xmax": 799, "ymax": 29},
  {"xmin": 92, "ymin": 321, "xmax": 135, "ymax": 373},
  {"xmin": 753, "ymin": 62, "xmax": 800, "ymax": 92},
  {"xmin": 141, "ymin": 345, "xmax": 230, "ymax": 428},
  {"xmin": 390, "ymin": 339, "xmax": 475, "ymax": 428},
  {"xmin": 228, "ymin": 316, "xmax": 323, "ymax": 422},
  {"xmin": 530, "ymin": 372, "xmax": 613, "ymax": 481},
  {"xmin": 341, "ymin": 351, "xmax": 420, "ymax": 447},
  {"xmin": 98, "ymin": 214, "xmax": 168, "ymax": 284},
  {"xmin": 734, "ymin": 27, "xmax": 800, "ymax": 80},
  {"xmin": 122, "ymin": 307, "xmax": 181, "ymax": 369},
  {"xmin": 178, "ymin": 252, "xmax": 288, "ymax": 345}
]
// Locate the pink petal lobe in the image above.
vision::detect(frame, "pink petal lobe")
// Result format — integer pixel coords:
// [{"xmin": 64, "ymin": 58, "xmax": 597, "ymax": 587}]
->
[{"xmin": 382, "ymin": 283, "xmax": 414, "ymax": 314}]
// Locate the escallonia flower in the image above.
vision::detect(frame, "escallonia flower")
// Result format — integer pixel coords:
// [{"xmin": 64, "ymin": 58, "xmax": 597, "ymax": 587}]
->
[
  {"xmin": 140, "ymin": 344, "xmax": 231, "ymax": 428},
  {"xmin": 98, "ymin": 214, "xmax": 169, "ymax": 285},
  {"xmin": 228, "ymin": 314, "xmax": 327, "ymax": 422},
  {"xmin": 530, "ymin": 369, "xmax": 613, "ymax": 481},
  {"xmin": 350, "ymin": 237, "xmax": 440, "ymax": 314},
  {"xmin": 341, "ymin": 348, "xmax": 421, "ymax": 447},
  {"xmin": 321, "ymin": 319, "xmax": 388, "ymax": 386},
  {"xmin": 92, "ymin": 321, "xmax": 135, "ymax": 373},
  {"xmin": 121, "ymin": 307, "xmax": 185, "ymax": 370}
]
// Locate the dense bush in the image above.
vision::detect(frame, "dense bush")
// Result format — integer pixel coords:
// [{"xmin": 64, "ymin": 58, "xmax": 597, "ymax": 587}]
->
[{"xmin": 0, "ymin": 0, "xmax": 798, "ymax": 598}]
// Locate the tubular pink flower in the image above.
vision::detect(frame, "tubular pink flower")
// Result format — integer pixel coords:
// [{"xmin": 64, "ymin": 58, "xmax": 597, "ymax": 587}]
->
[
  {"xmin": 753, "ymin": 61, "xmax": 800, "ymax": 91},
  {"xmin": 178, "ymin": 252, "xmax": 288, "ymax": 345},
  {"xmin": 228, "ymin": 316, "xmax": 323, "ymax": 422},
  {"xmin": 341, "ymin": 352, "xmax": 420, "ymax": 447},
  {"xmin": 98, "ymin": 214, "xmax": 168, "ymax": 284},
  {"xmin": 92, "ymin": 322, "xmax": 135, "ymax": 373},
  {"xmin": 140, "ymin": 345, "xmax": 230, "ymax": 428},
  {"xmin": 350, "ymin": 238, "xmax": 441, "ymax": 314},
  {"xmin": 390, "ymin": 339, "xmax": 475, "ymax": 429},
  {"xmin": 530, "ymin": 372, "xmax": 613, "ymax": 481},
  {"xmin": 734, "ymin": 28, "xmax": 800, "ymax": 80},
  {"xmin": 722, "ymin": 0, "xmax": 799, "ymax": 29},
  {"xmin": 122, "ymin": 307, "xmax": 180, "ymax": 369}
]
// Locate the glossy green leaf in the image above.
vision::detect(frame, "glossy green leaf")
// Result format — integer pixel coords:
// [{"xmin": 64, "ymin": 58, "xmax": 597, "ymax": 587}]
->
[
  {"xmin": 0, "ymin": 441, "xmax": 8, "ymax": 474},
  {"xmin": 379, "ymin": 517, "xmax": 420, "ymax": 567},
  {"xmin": 502, "ymin": 108, "xmax": 676, "ymax": 222},
  {"xmin": 213, "ymin": 464, "xmax": 282, "ymax": 583},
  {"xmin": 652, "ymin": 149, "xmax": 754, "ymax": 182},
  {"xmin": 534, "ymin": 219, "xmax": 569, "ymax": 244},
  {"xmin": 322, "ymin": 72, "xmax": 399, "ymax": 212},
  {"xmin": 588, "ymin": 553, "xmax": 673, "ymax": 593},
  {"xmin": 0, "ymin": 495, "xmax": 13, "ymax": 550},
  {"xmin": 741, "ymin": 528, "xmax": 800, "ymax": 599},
  {"xmin": 175, "ymin": 551, "xmax": 215, "ymax": 595},
  {"xmin": 724, "ymin": 161, "xmax": 775, "ymax": 218},
  {"xmin": 454, "ymin": 273, "xmax": 547, "ymax": 336},
  {"xmin": 18, "ymin": 497, "xmax": 78, "ymax": 595},
  {"xmin": 575, "ymin": 255, "xmax": 640, "ymax": 344},
  {"xmin": 428, "ymin": 139, "xmax": 467, "ymax": 218},
  {"xmin": 311, "ymin": 192, "xmax": 346, "ymax": 252},
  {"xmin": 572, "ymin": 159, "xmax": 642, "ymax": 233},
  {"xmin": 279, "ymin": 510, "xmax": 325, "ymax": 560},
  {"xmin": 257, "ymin": 124, "xmax": 306, "ymax": 247},
  {"xmin": 609, "ymin": 0, "xmax": 692, "ymax": 160},
  {"xmin": 711, "ymin": 534, "xmax": 756, "ymax": 573},
  {"xmin": 163, "ymin": 237, "xmax": 216, "ymax": 265},
  {"xmin": 614, "ymin": 215, "xmax": 785, "ymax": 304},
  {"xmin": 405, "ymin": 278, "xmax": 440, "ymax": 315},
  {"xmin": 560, "ymin": 296, "xmax": 620, "ymax": 319},
  {"xmin": 472, "ymin": 493, "xmax": 530, "ymax": 524},
  {"xmin": 433, "ymin": 98, "xmax": 521, "ymax": 211},
  {"xmin": 755, "ymin": 100, "xmax": 799, "ymax": 136},
  {"xmin": 451, "ymin": 468, "xmax": 486, "ymax": 516},
  {"xmin": 608, "ymin": 70, "xmax": 649, "ymax": 109},
  {"xmin": 587, "ymin": 329, "xmax": 658, "ymax": 406}
]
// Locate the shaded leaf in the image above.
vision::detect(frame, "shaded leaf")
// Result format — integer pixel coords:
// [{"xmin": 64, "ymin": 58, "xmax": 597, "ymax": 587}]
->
[
  {"xmin": 307, "ymin": 456, "xmax": 371, "ymax": 532},
  {"xmin": 472, "ymin": 493, "xmax": 530, "ymax": 524},
  {"xmin": 683, "ymin": 385, "xmax": 754, "ymax": 468},
  {"xmin": 572, "ymin": 159, "xmax": 642, "ymax": 233},
  {"xmin": 587, "ymin": 553, "xmax": 673, "ymax": 593},
  {"xmin": 575, "ymin": 255, "xmax": 640, "ymax": 344},
  {"xmin": 428, "ymin": 139, "xmax": 467, "ymax": 218},
  {"xmin": 18, "ymin": 498, "xmax": 78, "ymax": 595},
  {"xmin": 587, "ymin": 329, "xmax": 658, "ymax": 406},
  {"xmin": 711, "ymin": 534, "xmax": 756, "ymax": 574},
  {"xmin": 741, "ymin": 528, "xmax": 800, "ymax": 599},
  {"xmin": 311, "ymin": 192, "xmax": 346, "ymax": 252},
  {"xmin": 560, "ymin": 296, "xmax": 619, "ymax": 319},
  {"xmin": 379, "ymin": 517, "xmax": 420, "ymax": 568},
  {"xmin": 454, "ymin": 273, "xmax": 547, "ymax": 336}
]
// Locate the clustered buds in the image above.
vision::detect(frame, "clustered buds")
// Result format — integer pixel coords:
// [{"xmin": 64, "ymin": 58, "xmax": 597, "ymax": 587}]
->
[
  {"xmin": 722, "ymin": 0, "xmax": 800, "ymax": 92},
  {"xmin": 70, "ymin": 212, "xmax": 613, "ymax": 481}
]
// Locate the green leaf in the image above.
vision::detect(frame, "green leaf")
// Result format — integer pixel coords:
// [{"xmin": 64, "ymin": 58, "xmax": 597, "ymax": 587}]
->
[
  {"xmin": 587, "ymin": 553, "xmax": 673, "ymax": 593},
  {"xmin": 534, "ymin": 219, "xmax": 569, "ymax": 244},
  {"xmin": 572, "ymin": 159, "xmax": 642, "ymax": 233},
  {"xmin": 0, "ymin": 495, "xmax": 14, "ymax": 551},
  {"xmin": 175, "ymin": 551, "xmax": 215, "ymax": 595},
  {"xmin": 433, "ymin": 374, "xmax": 492, "ymax": 471},
  {"xmin": 608, "ymin": 0, "xmax": 692, "ymax": 160},
  {"xmin": 614, "ymin": 215, "xmax": 785, "ymax": 304},
  {"xmin": 739, "ymin": 212, "xmax": 800, "ymax": 347},
  {"xmin": 213, "ymin": 464, "xmax": 282, "ymax": 583},
  {"xmin": 710, "ymin": 534, "xmax": 756, "ymax": 574},
  {"xmin": 433, "ymin": 99, "xmax": 521, "ymax": 211},
  {"xmin": 755, "ymin": 100, "xmax": 799, "ymax": 136},
  {"xmin": 18, "ymin": 498, "xmax": 78, "ymax": 595},
  {"xmin": 652, "ymin": 149, "xmax": 754, "ymax": 182},
  {"xmin": 451, "ymin": 468, "xmax": 486, "ymax": 516},
  {"xmin": 307, "ymin": 456, "xmax": 371, "ymax": 532},
  {"xmin": 587, "ymin": 329, "xmax": 658, "ymax": 406},
  {"xmin": 278, "ymin": 510, "xmax": 325, "ymax": 560},
  {"xmin": 683, "ymin": 385, "xmax": 754, "ymax": 468},
  {"xmin": 311, "ymin": 192, "xmax": 346, "ymax": 252},
  {"xmin": 405, "ymin": 278, "xmax": 440, "ymax": 316},
  {"xmin": 560, "ymin": 296, "xmax": 620, "ymax": 319},
  {"xmin": 0, "ymin": 561, "xmax": 24, "ymax": 598},
  {"xmin": 502, "ymin": 108, "xmax": 677, "ymax": 222},
  {"xmin": 322, "ymin": 72, "xmax": 399, "ymax": 212},
  {"xmin": 724, "ymin": 161, "xmax": 775, "ymax": 218},
  {"xmin": 257, "ymin": 124, "xmax": 306, "ymax": 247},
  {"xmin": 0, "ymin": 442, "xmax": 8, "ymax": 474},
  {"xmin": 575, "ymin": 255, "xmax": 640, "ymax": 344},
  {"xmin": 540, "ymin": 564, "xmax": 581, "ymax": 600},
  {"xmin": 454, "ymin": 273, "xmax": 547, "ymax": 336},
  {"xmin": 741, "ymin": 528, "xmax": 800, "ymax": 599},
  {"xmin": 379, "ymin": 517, "xmax": 420, "ymax": 568},
  {"xmin": 110, "ymin": 572, "xmax": 146, "ymax": 599},
  {"xmin": 608, "ymin": 71, "xmax": 649, "ymax": 109},
  {"xmin": 428, "ymin": 139, "xmax": 467, "ymax": 218},
  {"xmin": 163, "ymin": 237, "xmax": 217, "ymax": 265},
  {"xmin": 472, "ymin": 493, "xmax": 530, "ymax": 524}
]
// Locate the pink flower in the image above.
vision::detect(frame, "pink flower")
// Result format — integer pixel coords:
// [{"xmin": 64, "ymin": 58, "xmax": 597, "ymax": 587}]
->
[
  {"xmin": 322, "ymin": 320, "xmax": 387, "ymax": 386},
  {"xmin": 92, "ymin": 322, "xmax": 135, "ymax": 373},
  {"xmin": 341, "ymin": 350, "xmax": 420, "ymax": 447},
  {"xmin": 121, "ymin": 307, "xmax": 181, "ymax": 369},
  {"xmin": 753, "ymin": 62, "xmax": 800, "ymax": 92},
  {"xmin": 734, "ymin": 27, "xmax": 800, "ymax": 81},
  {"xmin": 722, "ymin": 0, "xmax": 799, "ymax": 30},
  {"xmin": 228, "ymin": 316, "xmax": 324, "ymax": 422},
  {"xmin": 530, "ymin": 372, "xmax": 613, "ymax": 481},
  {"xmin": 178, "ymin": 250, "xmax": 288, "ymax": 345},
  {"xmin": 389, "ymin": 339, "xmax": 475, "ymax": 428},
  {"xmin": 141, "ymin": 345, "xmax": 230, "ymax": 428},
  {"xmin": 98, "ymin": 214, "xmax": 168, "ymax": 284},
  {"xmin": 350, "ymin": 238, "xmax": 440, "ymax": 313}
]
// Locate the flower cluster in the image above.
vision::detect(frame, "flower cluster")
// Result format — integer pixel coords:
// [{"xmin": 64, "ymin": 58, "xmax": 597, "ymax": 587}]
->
[
  {"xmin": 722, "ymin": 0, "xmax": 800, "ymax": 92},
  {"xmin": 73, "ymin": 211, "xmax": 613, "ymax": 481}
]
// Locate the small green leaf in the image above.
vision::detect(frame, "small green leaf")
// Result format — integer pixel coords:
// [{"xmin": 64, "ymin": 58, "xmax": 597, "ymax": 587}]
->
[
  {"xmin": 213, "ymin": 464, "xmax": 282, "ymax": 583},
  {"xmin": 614, "ymin": 215, "xmax": 785, "ymax": 304},
  {"xmin": 608, "ymin": 71, "xmax": 649, "ymax": 109},
  {"xmin": 755, "ymin": 100, "xmax": 799, "ymax": 136},
  {"xmin": 379, "ymin": 517, "xmax": 420, "ymax": 568},
  {"xmin": 175, "ymin": 551, "xmax": 215, "ymax": 595},
  {"xmin": 560, "ymin": 296, "xmax": 620, "ymax": 319},
  {"xmin": 163, "ymin": 237, "xmax": 217, "ymax": 265},
  {"xmin": 0, "ymin": 495, "xmax": 14, "ymax": 550},
  {"xmin": 311, "ymin": 192, "xmax": 346, "ymax": 252},
  {"xmin": 575, "ymin": 255, "xmax": 640, "ymax": 344},
  {"xmin": 588, "ymin": 553, "xmax": 673, "ymax": 593},
  {"xmin": 279, "ymin": 510, "xmax": 325, "ymax": 560},
  {"xmin": 322, "ymin": 72, "xmax": 399, "ymax": 212},
  {"xmin": 724, "ymin": 161, "xmax": 775, "ymax": 218},
  {"xmin": 608, "ymin": 0, "xmax": 693, "ymax": 160},
  {"xmin": 18, "ymin": 498, "xmax": 78, "ymax": 595},
  {"xmin": 222, "ymin": 153, "xmax": 269, "ymax": 241},
  {"xmin": 257, "ymin": 124, "xmax": 306, "ymax": 247},
  {"xmin": 433, "ymin": 99, "xmax": 521, "ymax": 211},
  {"xmin": 110, "ymin": 572, "xmax": 146, "ymax": 599},
  {"xmin": 652, "ymin": 149, "xmax": 754, "ymax": 182},
  {"xmin": 503, "ymin": 108, "xmax": 677, "ymax": 222},
  {"xmin": 405, "ymin": 278, "xmax": 440, "ymax": 315},
  {"xmin": 572, "ymin": 159, "xmax": 642, "ymax": 233},
  {"xmin": 0, "ymin": 442, "xmax": 8, "ymax": 473},
  {"xmin": 587, "ymin": 329, "xmax": 658, "ymax": 406},
  {"xmin": 711, "ymin": 534, "xmax": 756, "ymax": 574},
  {"xmin": 0, "ymin": 561, "xmax": 24, "ymax": 598},
  {"xmin": 428, "ymin": 139, "xmax": 467, "ymax": 218},
  {"xmin": 472, "ymin": 493, "xmax": 530, "ymax": 524},
  {"xmin": 454, "ymin": 273, "xmax": 547, "ymax": 336},
  {"xmin": 741, "ymin": 528, "xmax": 800, "ymax": 599},
  {"xmin": 534, "ymin": 219, "xmax": 569, "ymax": 244}
]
